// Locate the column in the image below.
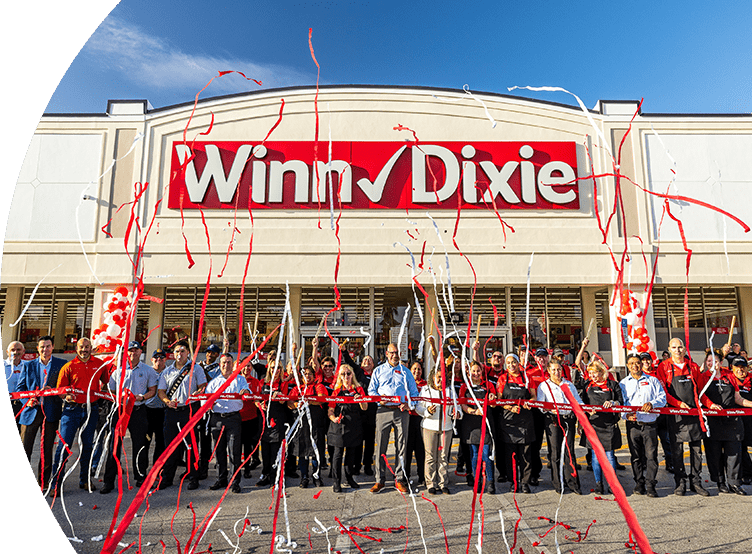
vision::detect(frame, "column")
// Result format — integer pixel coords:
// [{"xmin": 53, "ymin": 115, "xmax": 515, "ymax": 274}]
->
[
  {"xmin": 580, "ymin": 287, "xmax": 599, "ymax": 351},
  {"xmin": 1, "ymin": 286, "xmax": 23, "ymax": 352},
  {"xmin": 737, "ymin": 286, "xmax": 752, "ymax": 353}
]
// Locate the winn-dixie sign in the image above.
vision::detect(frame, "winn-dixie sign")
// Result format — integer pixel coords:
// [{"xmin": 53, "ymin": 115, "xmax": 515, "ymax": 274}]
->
[{"xmin": 167, "ymin": 141, "xmax": 579, "ymax": 210}]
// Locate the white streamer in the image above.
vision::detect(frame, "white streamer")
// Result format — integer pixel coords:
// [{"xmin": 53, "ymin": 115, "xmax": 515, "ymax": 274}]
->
[
  {"xmin": 463, "ymin": 84, "xmax": 497, "ymax": 129},
  {"xmin": 8, "ymin": 264, "xmax": 62, "ymax": 327},
  {"xmin": 498, "ymin": 509, "xmax": 511, "ymax": 554}
]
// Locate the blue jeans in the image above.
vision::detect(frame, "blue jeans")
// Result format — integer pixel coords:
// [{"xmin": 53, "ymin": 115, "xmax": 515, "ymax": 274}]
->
[
  {"xmin": 52, "ymin": 404, "xmax": 99, "ymax": 488},
  {"xmin": 470, "ymin": 443, "xmax": 493, "ymax": 482},
  {"xmin": 592, "ymin": 449, "xmax": 616, "ymax": 484},
  {"xmin": 298, "ymin": 455, "xmax": 319, "ymax": 479}
]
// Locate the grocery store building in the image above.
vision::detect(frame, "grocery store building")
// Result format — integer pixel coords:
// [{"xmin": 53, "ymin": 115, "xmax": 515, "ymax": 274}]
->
[{"xmin": 3, "ymin": 85, "xmax": 752, "ymax": 369}]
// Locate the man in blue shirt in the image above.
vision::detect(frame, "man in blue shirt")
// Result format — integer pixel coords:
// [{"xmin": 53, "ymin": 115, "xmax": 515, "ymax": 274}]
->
[
  {"xmin": 620, "ymin": 353, "xmax": 667, "ymax": 498},
  {"xmin": 367, "ymin": 343, "xmax": 419, "ymax": 493}
]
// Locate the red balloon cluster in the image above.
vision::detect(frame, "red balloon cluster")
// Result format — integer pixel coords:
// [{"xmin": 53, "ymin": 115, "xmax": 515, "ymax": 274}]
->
[
  {"xmin": 619, "ymin": 289, "xmax": 655, "ymax": 354},
  {"xmin": 92, "ymin": 286, "xmax": 133, "ymax": 352}
]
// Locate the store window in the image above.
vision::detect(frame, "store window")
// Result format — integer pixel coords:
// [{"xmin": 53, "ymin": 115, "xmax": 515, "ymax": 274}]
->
[
  {"xmin": 510, "ymin": 287, "xmax": 582, "ymax": 354},
  {"xmin": 652, "ymin": 286, "xmax": 741, "ymax": 352}
]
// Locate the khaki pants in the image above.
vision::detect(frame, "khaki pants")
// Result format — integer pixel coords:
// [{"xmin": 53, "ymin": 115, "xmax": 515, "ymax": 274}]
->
[
  {"xmin": 375, "ymin": 407, "xmax": 409, "ymax": 483},
  {"xmin": 423, "ymin": 428, "xmax": 452, "ymax": 488}
]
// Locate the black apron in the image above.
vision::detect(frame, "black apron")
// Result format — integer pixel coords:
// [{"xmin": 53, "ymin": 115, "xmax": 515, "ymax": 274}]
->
[
  {"xmin": 327, "ymin": 388, "xmax": 364, "ymax": 448},
  {"xmin": 583, "ymin": 380, "xmax": 623, "ymax": 450},
  {"xmin": 666, "ymin": 367, "xmax": 703, "ymax": 442},
  {"xmin": 290, "ymin": 385, "xmax": 328, "ymax": 458},
  {"xmin": 498, "ymin": 376, "xmax": 534, "ymax": 445},
  {"xmin": 705, "ymin": 378, "xmax": 743, "ymax": 442},
  {"xmin": 460, "ymin": 382, "xmax": 495, "ymax": 446},
  {"xmin": 737, "ymin": 377, "xmax": 752, "ymax": 446},
  {"xmin": 261, "ymin": 382, "xmax": 288, "ymax": 443}
]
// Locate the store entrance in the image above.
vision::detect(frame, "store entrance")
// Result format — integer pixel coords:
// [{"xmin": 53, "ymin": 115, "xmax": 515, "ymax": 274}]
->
[{"xmin": 476, "ymin": 326, "xmax": 510, "ymax": 365}]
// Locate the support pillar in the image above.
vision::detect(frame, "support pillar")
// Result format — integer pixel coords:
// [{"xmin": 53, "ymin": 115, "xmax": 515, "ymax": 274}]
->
[
  {"xmin": 580, "ymin": 287, "xmax": 599, "ymax": 352},
  {"xmin": 1, "ymin": 286, "xmax": 23, "ymax": 352},
  {"xmin": 736, "ymin": 286, "xmax": 752, "ymax": 353}
]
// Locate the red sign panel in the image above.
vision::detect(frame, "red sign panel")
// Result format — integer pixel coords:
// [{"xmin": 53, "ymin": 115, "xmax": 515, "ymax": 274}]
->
[{"xmin": 167, "ymin": 141, "xmax": 580, "ymax": 211}]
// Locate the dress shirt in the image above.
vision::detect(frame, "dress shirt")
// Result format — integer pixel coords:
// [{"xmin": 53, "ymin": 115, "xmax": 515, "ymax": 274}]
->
[
  {"xmin": 619, "ymin": 373, "xmax": 666, "ymax": 423},
  {"xmin": 4, "ymin": 360, "xmax": 23, "ymax": 393},
  {"xmin": 368, "ymin": 361, "xmax": 420, "ymax": 406},
  {"xmin": 205, "ymin": 374, "xmax": 248, "ymax": 413},
  {"xmin": 536, "ymin": 378, "xmax": 582, "ymax": 416},
  {"xmin": 158, "ymin": 360, "xmax": 207, "ymax": 406},
  {"xmin": 108, "ymin": 362, "xmax": 158, "ymax": 407}
]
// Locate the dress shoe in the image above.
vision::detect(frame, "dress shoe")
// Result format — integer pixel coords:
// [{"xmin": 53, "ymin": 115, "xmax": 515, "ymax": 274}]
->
[
  {"xmin": 395, "ymin": 481, "xmax": 408, "ymax": 494},
  {"xmin": 209, "ymin": 479, "xmax": 228, "ymax": 490},
  {"xmin": 158, "ymin": 480, "xmax": 173, "ymax": 490},
  {"xmin": 594, "ymin": 481, "xmax": 604, "ymax": 495},
  {"xmin": 332, "ymin": 482, "xmax": 342, "ymax": 493},
  {"xmin": 690, "ymin": 481, "xmax": 710, "ymax": 497},
  {"xmin": 299, "ymin": 477, "xmax": 309, "ymax": 489},
  {"xmin": 730, "ymin": 485, "xmax": 747, "ymax": 496},
  {"xmin": 428, "ymin": 487, "xmax": 438, "ymax": 495},
  {"xmin": 646, "ymin": 485, "xmax": 659, "ymax": 498},
  {"xmin": 346, "ymin": 475, "xmax": 360, "ymax": 489},
  {"xmin": 231, "ymin": 483, "xmax": 242, "ymax": 493},
  {"xmin": 718, "ymin": 481, "xmax": 730, "ymax": 494},
  {"xmin": 441, "ymin": 486, "xmax": 451, "ymax": 495},
  {"xmin": 312, "ymin": 477, "xmax": 323, "ymax": 487},
  {"xmin": 634, "ymin": 482, "xmax": 646, "ymax": 495},
  {"xmin": 674, "ymin": 479, "xmax": 686, "ymax": 496},
  {"xmin": 80, "ymin": 481, "xmax": 96, "ymax": 491},
  {"xmin": 100, "ymin": 484, "xmax": 114, "ymax": 495},
  {"xmin": 256, "ymin": 475, "xmax": 271, "ymax": 487},
  {"xmin": 187, "ymin": 480, "xmax": 199, "ymax": 490},
  {"xmin": 370, "ymin": 482, "xmax": 385, "ymax": 493},
  {"xmin": 520, "ymin": 483, "xmax": 531, "ymax": 494}
]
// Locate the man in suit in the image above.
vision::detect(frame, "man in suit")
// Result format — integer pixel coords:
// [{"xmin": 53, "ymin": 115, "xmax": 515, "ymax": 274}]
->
[
  {"xmin": 16, "ymin": 335, "xmax": 65, "ymax": 489},
  {"xmin": 4, "ymin": 341, "xmax": 25, "ymax": 431}
]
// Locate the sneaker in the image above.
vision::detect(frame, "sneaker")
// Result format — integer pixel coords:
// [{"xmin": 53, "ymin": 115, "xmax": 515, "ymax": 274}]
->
[
  {"xmin": 231, "ymin": 482, "xmax": 242, "ymax": 493},
  {"xmin": 79, "ymin": 481, "xmax": 97, "ymax": 491},
  {"xmin": 395, "ymin": 481, "xmax": 408, "ymax": 493},
  {"xmin": 187, "ymin": 480, "xmax": 199, "ymax": 490},
  {"xmin": 674, "ymin": 479, "xmax": 686, "ymax": 496},
  {"xmin": 646, "ymin": 485, "xmax": 659, "ymax": 498},
  {"xmin": 313, "ymin": 477, "xmax": 323, "ymax": 487},
  {"xmin": 346, "ymin": 475, "xmax": 360, "ymax": 489},
  {"xmin": 717, "ymin": 481, "xmax": 730, "ymax": 494},
  {"xmin": 690, "ymin": 481, "xmax": 710, "ymax": 497},
  {"xmin": 634, "ymin": 482, "xmax": 646, "ymax": 495},
  {"xmin": 441, "ymin": 486, "xmax": 451, "ymax": 495},
  {"xmin": 256, "ymin": 475, "xmax": 271, "ymax": 487},
  {"xmin": 520, "ymin": 483, "xmax": 531, "ymax": 494},
  {"xmin": 100, "ymin": 484, "xmax": 114, "ymax": 495},
  {"xmin": 730, "ymin": 485, "xmax": 747, "ymax": 496},
  {"xmin": 529, "ymin": 476, "xmax": 540, "ymax": 486},
  {"xmin": 594, "ymin": 481, "xmax": 604, "ymax": 495},
  {"xmin": 428, "ymin": 487, "xmax": 438, "ymax": 495},
  {"xmin": 370, "ymin": 482, "xmax": 385, "ymax": 493},
  {"xmin": 299, "ymin": 478, "xmax": 309, "ymax": 489}
]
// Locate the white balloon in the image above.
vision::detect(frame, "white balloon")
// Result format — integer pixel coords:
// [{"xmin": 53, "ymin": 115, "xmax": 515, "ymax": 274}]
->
[{"xmin": 107, "ymin": 323, "xmax": 122, "ymax": 337}]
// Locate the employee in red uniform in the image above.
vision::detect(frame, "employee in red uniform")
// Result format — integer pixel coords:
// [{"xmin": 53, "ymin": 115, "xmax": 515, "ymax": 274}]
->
[{"xmin": 657, "ymin": 338, "xmax": 709, "ymax": 496}]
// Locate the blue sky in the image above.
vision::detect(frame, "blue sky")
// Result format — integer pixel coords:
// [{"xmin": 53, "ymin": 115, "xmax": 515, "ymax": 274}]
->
[{"xmin": 47, "ymin": 0, "xmax": 752, "ymax": 114}]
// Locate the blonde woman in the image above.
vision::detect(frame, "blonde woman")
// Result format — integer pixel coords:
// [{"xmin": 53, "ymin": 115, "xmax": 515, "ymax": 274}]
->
[
  {"xmin": 417, "ymin": 365, "xmax": 457, "ymax": 495},
  {"xmin": 327, "ymin": 365, "xmax": 368, "ymax": 492}
]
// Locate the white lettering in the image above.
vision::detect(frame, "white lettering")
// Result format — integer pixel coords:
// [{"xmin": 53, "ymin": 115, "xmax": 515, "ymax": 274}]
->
[
  {"xmin": 176, "ymin": 144, "xmax": 252, "ymax": 203},
  {"xmin": 269, "ymin": 160, "xmax": 309, "ymax": 203},
  {"xmin": 479, "ymin": 161, "xmax": 521, "ymax": 204},
  {"xmin": 412, "ymin": 145, "xmax": 459, "ymax": 203},
  {"xmin": 251, "ymin": 160, "xmax": 266, "ymax": 203},
  {"xmin": 315, "ymin": 161, "xmax": 353, "ymax": 202},
  {"xmin": 538, "ymin": 161, "xmax": 577, "ymax": 204},
  {"xmin": 356, "ymin": 146, "xmax": 406, "ymax": 202}
]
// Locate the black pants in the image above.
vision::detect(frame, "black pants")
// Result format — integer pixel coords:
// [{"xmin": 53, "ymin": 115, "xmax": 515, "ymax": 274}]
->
[
  {"xmin": 626, "ymin": 421, "xmax": 658, "ymax": 486},
  {"xmin": 671, "ymin": 438, "xmax": 703, "ymax": 484},
  {"xmin": 706, "ymin": 438, "xmax": 742, "ymax": 486},
  {"xmin": 162, "ymin": 407, "xmax": 200, "ymax": 485},
  {"xmin": 332, "ymin": 445, "xmax": 358, "ymax": 484},
  {"xmin": 103, "ymin": 405, "xmax": 149, "ymax": 486},
  {"xmin": 241, "ymin": 417, "xmax": 261, "ymax": 463},
  {"xmin": 656, "ymin": 414, "xmax": 672, "ymax": 464},
  {"xmin": 360, "ymin": 419, "xmax": 376, "ymax": 470},
  {"xmin": 261, "ymin": 440, "xmax": 282, "ymax": 479},
  {"xmin": 505, "ymin": 442, "xmax": 532, "ymax": 486},
  {"xmin": 531, "ymin": 409, "xmax": 545, "ymax": 480},
  {"xmin": 405, "ymin": 414, "xmax": 425, "ymax": 481},
  {"xmin": 145, "ymin": 407, "xmax": 165, "ymax": 466},
  {"xmin": 197, "ymin": 405, "xmax": 212, "ymax": 476},
  {"xmin": 210, "ymin": 412, "xmax": 243, "ymax": 484},
  {"xmin": 545, "ymin": 414, "xmax": 579, "ymax": 491},
  {"xmin": 19, "ymin": 410, "xmax": 59, "ymax": 489}
]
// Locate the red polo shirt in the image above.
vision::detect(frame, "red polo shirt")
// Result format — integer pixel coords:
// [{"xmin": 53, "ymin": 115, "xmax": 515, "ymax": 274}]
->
[{"xmin": 57, "ymin": 356, "xmax": 109, "ymax": 404}]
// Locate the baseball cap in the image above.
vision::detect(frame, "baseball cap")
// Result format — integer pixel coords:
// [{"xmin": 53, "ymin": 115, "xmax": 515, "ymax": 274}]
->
[
  {"xmin": 127, "ymin": 340, "xmax": 143, "ymax": 350},
  {"xmin": 535, "ymin": 348, "xmax": 549, "ymax": 357},
  {"xmin": 553, "ymin": 348, "xmax": 564, "ymax": 357},
  {"xmin": 732, "ymin": 356, "xmax": 748, "ymax": 367},
  {"xmin": 206, "ymin": 344, "xmax": 221, "ymax": 354},
  {"xmin": 152, "ymin": 348, "xmax": 167, "ymax": 359},
  {"xmin": 639, "ymin": 352, "xmax": 652, "ymax": 361}
]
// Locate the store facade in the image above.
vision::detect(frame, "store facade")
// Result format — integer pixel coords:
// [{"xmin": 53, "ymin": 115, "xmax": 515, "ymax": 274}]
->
[{"xmin": 3, "ymin": 86, "xmax": 752, "ymax": 370}]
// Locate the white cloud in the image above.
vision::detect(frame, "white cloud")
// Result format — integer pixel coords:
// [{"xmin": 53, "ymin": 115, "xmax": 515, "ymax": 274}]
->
[{"xmin": 84, "ymin": 16, "xmax": 312, "ymax": 95}]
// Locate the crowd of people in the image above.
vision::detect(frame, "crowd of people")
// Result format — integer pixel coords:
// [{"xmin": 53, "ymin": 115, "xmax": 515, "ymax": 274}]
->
[{"xmin": 5, "ymin": 332, "xmax": 752, "ymax": 500}]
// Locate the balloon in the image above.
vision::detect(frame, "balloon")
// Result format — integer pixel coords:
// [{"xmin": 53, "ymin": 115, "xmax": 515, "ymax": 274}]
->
[
  {"xmin": 107, "ymin": 323, "xmax": 122, "ymax": 337},
  {"xmin": 115, "ymin": 286, "xmax": 129, "ymax": 296},
  {"xmin": 637, "ymin": 343, "xmax": 648, "ymax": 353}
]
